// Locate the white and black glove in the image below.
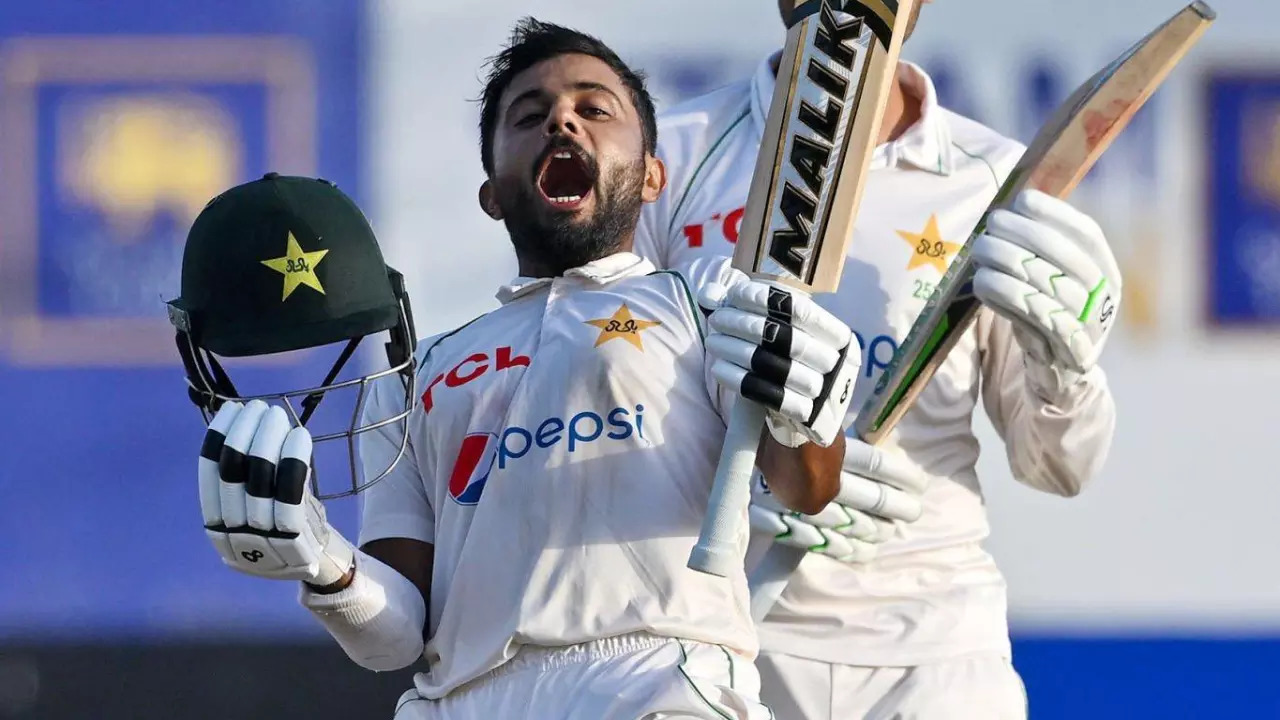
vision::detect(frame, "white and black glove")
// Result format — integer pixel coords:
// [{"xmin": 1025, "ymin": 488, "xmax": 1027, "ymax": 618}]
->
[
  {"xmin": 750, "ymin": 435, "xmax": 928, "ymax": 563},
  {"xmin": 199, "ymin": 399, "xmax": 354, "ymax": 587},
  {"xmin": 972, "ymin": 190, "xmax": 1121, "ymax": 393},
  {"xmin": 701, "ymin": 276, "xmax": 859, "ymax": 448}
]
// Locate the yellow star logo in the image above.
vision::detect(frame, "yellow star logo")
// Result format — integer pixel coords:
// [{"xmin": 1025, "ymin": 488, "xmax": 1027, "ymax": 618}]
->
[
  {"xmin": 261, "ymin": 232, "xmax": 329, "ymax": 301},
  {"xmin": 897, "ymin": 214, "xmax": 961, "ymax": 274},
  {"xmin": 584, "ymin": 303, "xmax": 661, "ymax": 351}
]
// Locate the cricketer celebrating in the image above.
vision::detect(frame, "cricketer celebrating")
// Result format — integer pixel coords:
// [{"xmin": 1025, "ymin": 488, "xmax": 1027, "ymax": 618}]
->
[
  {"xmin": 178, "ymin": 18, "xmax": 870, "ymax": 720},
  {"xmin": 632, "ymin": 1, "xmax": 1120, "ymax": 717}
]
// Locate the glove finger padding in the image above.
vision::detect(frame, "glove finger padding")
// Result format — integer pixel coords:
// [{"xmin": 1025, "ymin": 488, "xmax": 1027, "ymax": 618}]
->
[
  {"xmin": 1009, "ymin": 189, "xmax": 1119, "ymax": 284},
  {"xmin": 785, "ymin": 345, "xmax": 856, "ymax": 448},
  {"xmin": 200, "ymin": 401, "xmax": 243, "ymax": 529},
  {"xmin": 707, "ymin": 306, "xmax": 841, "ymax": 373},
  {"xmin": 983, "ymin": 207, "xmax": 1107, "ymax": 295},
  {"xmin": 970, "ymin": 233, "xmax": 1091, "ymax": 317},
  {"xmin": 752, "ymin": 471, "xmax": 890, "ymax": 545},
  {"xmin": 802, "ymin": 502, "xmax": 892, "ymax": 542},
  {"xmin": 749, "ymin": 503, "xmax": 790, "ymax": 536},
  {"xmin": 834, "ymin": 473, "xmax": 923, "ymax": 524},
  {"xmin": 720, "ymin": 279, "xmax": 853, "ymax": 351},
  {"xmin": 974, "ymin": 190, "xmax": 1121, "ymax": 376},
  {"xmin": 218, "ymin": 399, "xmax": 270, "ymax": 529},
  {"xmin": 271, "ymin": 427, "xmax": 322, "ymax": 578},
  {"xmin": 704, "ymin": 333, "xmax": 826, "ymax": 398},
  {"xmin": 200, "ymin": 401, "xmax": 244, "ymax": 564},
  {"xmin": 711, "ymin": 360, "xmax": 815, "ymax": 423},
  {"xmin": 273, "ymin": 427, "xmax": 315, "ymax": 536},
  {"xmin": 973, "ymin": 269, "xmax": 1095, "ymax": 371},
  {"xmin": 747, "ymin": 344, "xmax": 857, "ymax": 449},
  {"xmin": 197, "ymin": 400, "xmax": 352, "ymax": 585},
  {"xmin": 705, "ymin": 278, "xmax": 859, "ymax": 448},
  {"xmin": 841, "ymin": 437, "xmax": 930, "ymax": 496},
  {"xmin": 749, "ymin": 507, "xmax": 880, "ymax": 563},
  {"xmin": 246, "ymin": 406, "xmax": 291, "ymax": 532}
]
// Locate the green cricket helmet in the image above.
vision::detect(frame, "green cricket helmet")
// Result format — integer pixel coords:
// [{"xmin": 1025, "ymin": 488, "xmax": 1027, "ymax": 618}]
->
[{"xmin": 167, "ymin": 173, "xmax": 417, "ymax": 498}]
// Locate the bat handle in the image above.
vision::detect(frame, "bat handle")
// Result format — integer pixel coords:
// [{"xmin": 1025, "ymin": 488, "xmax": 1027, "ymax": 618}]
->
[
  {"xmin": 747, "ymin": 544, "xmax": 806, "ymax": 621},
  {"xmin": 688, "ymin": 399, "xmax": 768, "ymax": 577}
]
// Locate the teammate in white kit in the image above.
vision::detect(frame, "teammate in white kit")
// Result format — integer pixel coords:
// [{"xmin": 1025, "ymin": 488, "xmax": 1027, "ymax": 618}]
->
[
  {"xmin": 174, "ymin": 18, "xmax": 870, "ymax": 719},
  {"xmin": 632, "ymin": 2, "xmax": 1121, "ymax": 717}
]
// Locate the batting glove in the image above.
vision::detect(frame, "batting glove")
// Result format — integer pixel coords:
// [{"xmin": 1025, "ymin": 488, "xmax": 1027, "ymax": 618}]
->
[
  {"xmin": 750, "ymin": 435, "xmax": 927, "ymax": 563},
  {"xmin": 700, "ymin": 276, "xmax": 859, "ymax": 448},
  {"xmin": 972, "ymin": 190, "xmax": 1121, "ymax": 392},
  {"xmin": 199, "ymin": 399, "xmax": 355, "ymax": 587}
]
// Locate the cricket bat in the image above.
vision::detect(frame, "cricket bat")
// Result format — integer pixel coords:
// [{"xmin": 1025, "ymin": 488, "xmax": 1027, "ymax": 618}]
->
[
  {"xmin": 746, "ymin": 0, "xmax": 1216, "ymax": 619},
  {"xmin": 688, "ymin": 0, "xmax": 918, "ymax": 577},
  {"xmin": 854, "ymin": 0, "xmax": 1214, "ymax": 445}
]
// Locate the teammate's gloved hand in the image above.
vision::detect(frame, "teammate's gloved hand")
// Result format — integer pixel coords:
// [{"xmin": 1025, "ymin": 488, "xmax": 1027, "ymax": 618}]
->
[
  {"xmin": 700, "ymin": 276, "xmax": 859, "ymax": 448},
  {"xmin": 972, "ymin": 190, "xmax": 1121, "ymax": 390},
  {"xmin": 750, "ymin": 436, "xmax": 927, "ymax": 563},
  {"xmin": 199, "ymin": 399, "xmax": 355, "ymax": 588}
]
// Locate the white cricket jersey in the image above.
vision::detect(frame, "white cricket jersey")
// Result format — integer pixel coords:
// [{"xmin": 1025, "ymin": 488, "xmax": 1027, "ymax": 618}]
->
[
  {"xmin": 355, "ymin": 252, "xmax": 757, "ymax": 699},
  {"xmin": 635, "ymin": 57, "xmax": 1117, "ymax": 667}
]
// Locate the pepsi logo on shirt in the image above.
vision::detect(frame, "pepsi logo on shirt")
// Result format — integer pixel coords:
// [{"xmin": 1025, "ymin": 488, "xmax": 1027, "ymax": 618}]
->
[{"xmin": 446, "ymin": 404, "xmax": 649, "ymax": 505}]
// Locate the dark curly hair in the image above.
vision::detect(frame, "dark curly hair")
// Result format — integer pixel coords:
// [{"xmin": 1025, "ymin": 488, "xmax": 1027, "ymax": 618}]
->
[{"xmin": 477, "ymin": 17, "xmax": 658, "ymax": 176}]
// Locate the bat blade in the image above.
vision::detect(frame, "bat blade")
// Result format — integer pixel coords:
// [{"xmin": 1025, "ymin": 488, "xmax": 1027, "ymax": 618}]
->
[
  {"xmin": 689, "ymin": 0, "xmax": 917, "ymax": 577},
  {"xmin": 852, "ymin": 0, "xmax": 1215, "ymax": 446},
  {"xmin": 746, "ymin": 0, "xmax": 1216, "ymax": 619},
  {"xmin": 732, "ymin": 0, "xmax": 911, "ymax": 293}
]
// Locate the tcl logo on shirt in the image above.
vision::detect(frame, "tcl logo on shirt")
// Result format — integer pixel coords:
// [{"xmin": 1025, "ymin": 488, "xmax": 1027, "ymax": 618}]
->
[
  {"xmin": 422, "ymin": 346, "xmax": 530, "ymax": 412},
  {"xmin": 681, "ymin": 206, "xmax": 745, "ymax": 248}
]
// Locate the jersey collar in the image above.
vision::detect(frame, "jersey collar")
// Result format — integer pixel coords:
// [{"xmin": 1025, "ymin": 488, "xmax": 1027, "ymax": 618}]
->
[
  {"xmin": 496, "ymin": 251, "xmax": 657, "ymax": 304},
  {"xmin": 748, "ymin": 52, "xmax": 954, "ymax": 176}
]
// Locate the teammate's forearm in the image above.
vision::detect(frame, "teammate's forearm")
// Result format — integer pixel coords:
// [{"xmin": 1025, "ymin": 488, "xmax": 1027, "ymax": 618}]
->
[
  {"xmin": 756, "ymin": 432, "xmax": 844, "ymax": 514},
  {"xmin": 981, "ymin": 307, "xmax": 1117, "ymax": 498},
  {"xmin": 1005, "ymin": 367, "xmax": 1116, "ymax": 498},
  {"xmin": 299, "ymin": 548, "xmax": 427, "ymax": 672}
]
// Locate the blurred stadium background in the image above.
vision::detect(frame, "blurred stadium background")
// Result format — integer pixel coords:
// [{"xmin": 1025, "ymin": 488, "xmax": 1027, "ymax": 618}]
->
[{"xmin": 1, "ymin": 0, "xmax": 1278, "ymax": 717}]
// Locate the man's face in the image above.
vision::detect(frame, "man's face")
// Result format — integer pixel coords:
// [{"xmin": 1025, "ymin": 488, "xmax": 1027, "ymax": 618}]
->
[
  {"xmin": 482, "ymin": 53, "xmax": 664, "ymax": 275},
  {"xmin": 776, "ymin": 0, "xmax": 930, "ymax": 40}
]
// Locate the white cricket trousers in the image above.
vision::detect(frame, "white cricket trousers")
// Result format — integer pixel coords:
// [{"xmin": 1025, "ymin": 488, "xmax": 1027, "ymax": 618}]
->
[
  {"xmin": 755, "ymin": 651, "xmax": 1027, "ymax": 720},
  {"xmin": 392, "ymin": 632, "xmax": 776, "ymax": 720}
]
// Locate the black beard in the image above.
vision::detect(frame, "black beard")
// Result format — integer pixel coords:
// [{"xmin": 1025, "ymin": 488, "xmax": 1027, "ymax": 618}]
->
[{"xmin": 496, "ymin": 157, "xmax": 645, "ymax": 277}]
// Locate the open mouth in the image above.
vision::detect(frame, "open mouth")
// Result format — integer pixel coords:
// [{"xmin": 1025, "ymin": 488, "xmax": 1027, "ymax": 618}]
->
[{"xmin": 536, "ymin": 146, "xmax": 596, "ymax": 210}]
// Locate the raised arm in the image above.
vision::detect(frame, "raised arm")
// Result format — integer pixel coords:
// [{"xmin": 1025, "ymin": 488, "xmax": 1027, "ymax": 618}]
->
[{"xmin": 972, "ymin": 190, "xmax": 1120, "ymax": 495}]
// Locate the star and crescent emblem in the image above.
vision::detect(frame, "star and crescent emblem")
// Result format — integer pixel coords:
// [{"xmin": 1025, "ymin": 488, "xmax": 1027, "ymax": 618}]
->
[
  {"xmin": 897, "ymin": 214, "xmax": 960, "ymax": 274},
  {"xmin": 584, "ymin": 303, "xmax": 662, "ymax": 351},
  {"xmin": 261, "ymin": 232, "xmax": 329, "ymax": 301}
]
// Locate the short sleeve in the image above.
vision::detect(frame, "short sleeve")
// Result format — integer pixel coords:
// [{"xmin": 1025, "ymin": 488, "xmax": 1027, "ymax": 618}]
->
[
  {"xmin": 356, "ymin": 371, "xmax": 434, "ymax": 547},
  {"xmin": 664, "ymin": 256, "xmax": 743, "ymax": 424}
]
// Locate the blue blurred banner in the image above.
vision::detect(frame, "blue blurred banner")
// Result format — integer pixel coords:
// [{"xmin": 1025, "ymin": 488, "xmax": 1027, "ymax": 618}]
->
[
  {"xmin": 0, "ymin": 0, "xmax": 364, "ymax": 638},
  {"xmin": 1206, "ymin": 69, "xmax": 1280, "ymax": 328}
]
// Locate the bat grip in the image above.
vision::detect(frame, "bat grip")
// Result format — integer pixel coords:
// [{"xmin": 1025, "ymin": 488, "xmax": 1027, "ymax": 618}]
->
[
  {"xmin": 747, "ymin": 543, "xmax": 806, "ymax": 621},
  {"xmin": 688, "ymin": 400, "xmax": 768, "ymax": 577}
]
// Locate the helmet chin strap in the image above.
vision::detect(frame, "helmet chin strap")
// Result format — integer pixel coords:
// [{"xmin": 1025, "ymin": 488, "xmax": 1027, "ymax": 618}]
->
[
  {"xmin": 174, "ymin": 330, "xmax": 239, "ymax": 417},
  {"xmin": 175, "ymin": 328, "xmax": 360, "ymax": 428},
  {"xmin": 384, "ymin": 270, "xmax": 417, "ymax": 371}
]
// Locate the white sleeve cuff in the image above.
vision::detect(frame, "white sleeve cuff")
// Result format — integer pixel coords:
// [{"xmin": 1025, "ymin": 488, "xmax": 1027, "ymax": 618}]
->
[{"xmin": 299, "ymin": 549, "xmax": 427, "ymax": 672}]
